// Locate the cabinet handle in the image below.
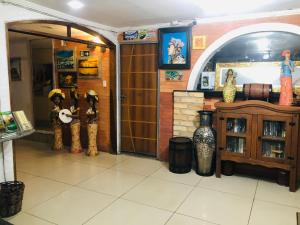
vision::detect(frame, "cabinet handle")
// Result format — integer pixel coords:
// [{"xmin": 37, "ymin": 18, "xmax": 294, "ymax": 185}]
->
[
  {"xmin": 257, "ymin": 136, "xmax": 262, "ymax": 141},
  {"xmin": 219, "ymin": 147, "xmax": 224, "ymax": 151},
  {"xmin": 219, "ymin": 117, "xmax": 224, "ymax": 120},
  {"xmin": 289, "ymin": 122, "xmax": 295, "ymax": 126},
  {"xmin": 287, "ymin": 156, "xmax": 294, "ymax": 160}
]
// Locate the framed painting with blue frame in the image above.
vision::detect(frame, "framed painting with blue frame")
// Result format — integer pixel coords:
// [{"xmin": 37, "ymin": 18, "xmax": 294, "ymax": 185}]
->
[{"xmin": 158, "ymin": 26, "xmax": 191, "ymax": 69}]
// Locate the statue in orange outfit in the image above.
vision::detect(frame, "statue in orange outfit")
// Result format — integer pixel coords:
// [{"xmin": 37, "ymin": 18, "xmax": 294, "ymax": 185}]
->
[{"xmin": 279, "ymin": 50, "xmax": 295, "ymax": 106}]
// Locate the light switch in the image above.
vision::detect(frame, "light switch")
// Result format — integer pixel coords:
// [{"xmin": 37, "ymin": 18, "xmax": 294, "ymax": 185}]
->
[{"xmin": 103, "ymin": 80, "xmax": 107, "ymax": 87}]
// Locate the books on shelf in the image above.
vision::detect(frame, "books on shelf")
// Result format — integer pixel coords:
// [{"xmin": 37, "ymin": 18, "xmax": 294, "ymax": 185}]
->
[{"xmin": 0, "ymin": 110, "xmax": 33, "ymax": 139}]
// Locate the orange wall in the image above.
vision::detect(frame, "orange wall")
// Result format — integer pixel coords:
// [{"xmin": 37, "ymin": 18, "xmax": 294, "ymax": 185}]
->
[
  {"xmin": 119, "ymin": 14, "xmax": 300, "ymax": 161},
  {"xmin": 53, "ymin": 40, "xmax": 112, "ymax": 152}
]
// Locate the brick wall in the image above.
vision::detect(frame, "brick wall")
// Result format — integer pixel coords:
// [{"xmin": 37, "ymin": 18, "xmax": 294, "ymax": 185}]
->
[{"xmin": 173, "ymin": 91, "xmax": 203, "ymax": 138}]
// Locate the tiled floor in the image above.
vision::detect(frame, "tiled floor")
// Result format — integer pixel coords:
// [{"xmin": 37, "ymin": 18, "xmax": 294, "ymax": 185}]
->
[{"xmin": 4, "ymin": 140, "xmax": 300, "ymax": 225}]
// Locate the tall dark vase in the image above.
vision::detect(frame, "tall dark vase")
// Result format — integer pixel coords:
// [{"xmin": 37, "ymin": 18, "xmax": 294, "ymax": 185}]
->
[{"xmin": 193, "ymin": 110, "xmax": 216, "ymax": 176}]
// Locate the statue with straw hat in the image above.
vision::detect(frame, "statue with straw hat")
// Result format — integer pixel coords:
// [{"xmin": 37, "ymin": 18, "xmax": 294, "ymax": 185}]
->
[
  {"xmin": 48, "ymin": 89, "xmax": 65, "ymax": 151},
  {"xmin": 85, "ymin": 89, "xmax": 99, "ymax": 156},
  {"xmin": 69, "ymin": 88, "xmax": 82, "ymax": 153}
]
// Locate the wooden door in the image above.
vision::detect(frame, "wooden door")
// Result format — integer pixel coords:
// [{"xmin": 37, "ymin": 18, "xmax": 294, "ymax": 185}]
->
[{"xmin": 120, "ymin": 44, "xmax": 158, "ymax": 156}]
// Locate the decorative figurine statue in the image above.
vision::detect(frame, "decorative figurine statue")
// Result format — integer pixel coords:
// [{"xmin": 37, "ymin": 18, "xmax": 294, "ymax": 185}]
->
[
  {"xmin": 48, "ymin": 89, "xmax": 65, "ymax": 151},
  {"xmin": 279, "ymin": 49, "xmax": 295, "ymax": 106},
  {"xmin": 85, "ymin": 90, "xmax": 99, "ymax": 156},
  {"xmin": 69, "ymin": 88, "xmax": 82, "ymax": 153},
  {"xmin": 223, "ymin": 69, "xmax": 237, "ymax": 103}
]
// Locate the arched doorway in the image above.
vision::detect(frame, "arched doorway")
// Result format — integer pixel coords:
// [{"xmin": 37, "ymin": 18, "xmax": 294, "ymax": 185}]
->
[
  {"xmin": 187, "ymin": 23, "xmax": 300, "ymax": 90},
  {"xmin": 7, "ymin": 20, "xmax": 117, "ymax": 154}
]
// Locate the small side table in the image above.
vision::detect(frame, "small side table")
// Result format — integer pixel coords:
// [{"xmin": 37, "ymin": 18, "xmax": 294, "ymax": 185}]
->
[{"xmin": 169, "ymin": 137, "xmax": 192, "ymax": 174}]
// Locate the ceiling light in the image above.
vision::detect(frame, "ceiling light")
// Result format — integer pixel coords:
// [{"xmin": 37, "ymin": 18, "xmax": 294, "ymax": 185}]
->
[{"xmin": 67, "ymin": 0, "xmax": 84, "ymax": 10}]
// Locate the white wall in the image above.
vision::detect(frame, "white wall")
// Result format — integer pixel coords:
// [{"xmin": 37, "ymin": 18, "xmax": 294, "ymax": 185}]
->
[
  {"xmin": 9, "ymin": 40, "xmax": 34, "ymax": 124},
  {"xmin": 0, "ymin": 1, "xmax": 118, "ymax": 182}
]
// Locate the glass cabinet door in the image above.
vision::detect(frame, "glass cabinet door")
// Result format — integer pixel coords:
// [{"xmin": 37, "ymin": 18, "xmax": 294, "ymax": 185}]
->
[
  {"xmin": 221, "ymin": 113, "xmax": 251, "ymax": 157},
  {"xmin": 257, "ymin": 115, "xmax": 292, "ymax": 162}
]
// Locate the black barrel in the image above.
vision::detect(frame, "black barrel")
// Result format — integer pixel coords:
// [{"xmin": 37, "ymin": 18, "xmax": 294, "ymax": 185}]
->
[{"xmin": 169, "ymin": 137, "xmax": 193, "ymax": 174}]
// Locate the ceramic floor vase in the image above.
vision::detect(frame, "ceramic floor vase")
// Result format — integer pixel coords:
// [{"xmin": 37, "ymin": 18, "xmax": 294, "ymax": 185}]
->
[
  {"xmin": 193, "ymin": 111, "xmax": 216, "ymax": 176},
  {"xmin": 87, "ymin": 123, "xmax": 98, "ymax": 156},
  {"xmin": 53, "ymin": 125, "xmax": 63, "ymax": 151},
  {"xmin": 70, "ymin": 120, "xmax": 82, "ymax": 153}
]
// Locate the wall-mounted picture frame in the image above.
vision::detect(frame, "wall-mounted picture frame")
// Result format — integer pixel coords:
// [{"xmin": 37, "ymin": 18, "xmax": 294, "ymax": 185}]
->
[
  {"xmin": 10, "ymin": 57, "xmax": 22, "ymax": 81},
  {"xmin": 193, "ymin": 35, "xmax": 206, "ymax": 50},
  {"xmin": 200, "ymin": 72, "xmax": 215, "ymax": 90},
  {"xmin": 165, "ymin": 70, "xmax": 183, "ymax": 81},
  {"xmin": 158, "ymin": 26, "xmax": 191, "ymax": 69},
  {"xmin": 55, "ymin": 48, "xmax": 76, "ymax": 71},
  {"xmin": 58, "ymin": 72, "xmax": 77, "ymax": 88},
  {"xmin": 78, "ymin": 58, "xmax": 100, "ymax": 79}
]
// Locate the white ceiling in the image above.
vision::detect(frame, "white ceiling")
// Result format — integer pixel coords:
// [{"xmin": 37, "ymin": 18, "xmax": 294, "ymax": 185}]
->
[{"xmin": 25, "ymin": 0, "xmax": 300, "ymax": 28}]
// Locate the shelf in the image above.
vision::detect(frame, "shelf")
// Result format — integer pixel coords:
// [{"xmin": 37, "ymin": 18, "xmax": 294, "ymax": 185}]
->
[
  {"xmin": 226, "ymin": 132, "xmax": 247, "ymax": 138},
  {"xmin": 0, "ymin": 129, "xmax": 35, "ymax": 143},
  {"xmin": 261, "ymin": 136, "xmax": 286, "ymax": 142}
]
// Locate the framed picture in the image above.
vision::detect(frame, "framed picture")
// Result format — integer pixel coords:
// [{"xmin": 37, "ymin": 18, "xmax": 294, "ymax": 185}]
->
[
  {"xmin": 55, "ymin": 48, "xmax": 76, "ymax": 71},
  {"xmin": 78, "ymin": 58, "xmax": 100, "ymax": 79},
  {"xmin": 165, "ymin": 70, "xmax": 183, "ymax": 81},
  {"xmin": 214, "ymin": 61, "xmax": 300, "ymax": 92},
  {"xmin": 10, "ymin": 57, "xmax": 21, "ymax": 81},
  {"xmin": 193, "ymin": 35, "xmax": 206, "ymax": 50},
  {"xmin": 58, "ymin": 72, "xmax": 77, "ymax": 88},
  {"xmin": 80, "ymin": 50, "xmax": 90, "ymax": 57},
  {"xmin": 200, "ymin": 72, "xmax": 215, "ymax": 90},
  {"xmin": 158, "ymin": 26, "xmax": 191, "ymax": 69}
]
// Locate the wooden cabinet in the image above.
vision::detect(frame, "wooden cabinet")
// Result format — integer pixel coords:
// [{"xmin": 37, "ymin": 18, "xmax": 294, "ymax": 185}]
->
[{"xmin": 215, "ymin": 100, "xmax": 300, "ymax": 192}]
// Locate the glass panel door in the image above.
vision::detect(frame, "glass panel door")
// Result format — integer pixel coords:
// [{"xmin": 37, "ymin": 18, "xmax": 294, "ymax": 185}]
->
[
  {"xmin": 221, "ymin": 113, "xmax": 251, "ymax": 158},
  {"xmin": 257, "ymin": 115, "xmax": 292, "ymax": 162}
]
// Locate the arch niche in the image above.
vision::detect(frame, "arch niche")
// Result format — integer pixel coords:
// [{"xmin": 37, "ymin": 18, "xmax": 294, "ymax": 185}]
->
[
  {"xmin": 7, "ymin": 20, "xmax": 117, "ymax": 153},
  {"xmin": 187, "ymin": 23, "xmax": 300, "ymax": 90}
]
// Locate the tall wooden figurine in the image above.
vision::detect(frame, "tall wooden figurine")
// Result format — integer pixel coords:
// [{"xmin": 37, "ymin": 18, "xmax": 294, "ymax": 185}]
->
[
  {"xmin": 48, "ymin": 89, "xmax": 65, "ymax": 151},
  {"xmin": 70, "ymin": 88, "xmax": 82, "ymax": 153},
  {"xmin": 279, "ymin": 49, "xmax": 295, "ymax": 106},
  {"xmin": 85, "ymin": 90, "xmax": 99, "ymax": 156}
]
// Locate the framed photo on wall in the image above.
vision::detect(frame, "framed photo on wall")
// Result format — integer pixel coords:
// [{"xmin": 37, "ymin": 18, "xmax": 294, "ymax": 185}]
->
[
  {"xmin": 55, "ymin": 48, "xmax": 76, "ymax": 71},
  {"xmin": 158, "ymin": 26, "xmax": 191, "ymax": 69},
  {"xmin": 78, "ymin": 58, "xmax": 100, "ymax": 79},
  {"xmin": 10, "ymin": 57, "xmax": 21, "ymax": 81},
  {"xmin": 200, "ymin": 72, "xmax": 215, "ymax": 90},
  {"xmin": 58, "ymin": 72, "xmax": 77, "ymax": 88}
]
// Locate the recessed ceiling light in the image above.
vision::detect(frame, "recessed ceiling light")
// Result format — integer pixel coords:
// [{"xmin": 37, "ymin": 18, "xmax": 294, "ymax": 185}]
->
[{"xmin": 67, "ymin": 0, "xmax": 84, "ymax": 10}]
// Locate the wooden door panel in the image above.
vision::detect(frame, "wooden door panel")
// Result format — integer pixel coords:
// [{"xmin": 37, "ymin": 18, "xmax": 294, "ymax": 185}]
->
[
  {"xmin": 121, "ymin": 44, "xmax": 158, "ymax": 156},
  {"xmin": 121, "ymin": 56, "xmax": 157, "ymax": 73},
  {"xmin": 121, "ymin": 73, "xmax": 157, "ymax": 89},
  {"xmin": 121, "ymin": 106, "xmax": 157, "ymax": 123}
]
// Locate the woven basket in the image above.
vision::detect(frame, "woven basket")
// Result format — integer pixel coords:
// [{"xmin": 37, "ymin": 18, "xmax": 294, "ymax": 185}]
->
[{"xmin": 0, "ymin": 181, "xmax": 25, "ymax": 218}]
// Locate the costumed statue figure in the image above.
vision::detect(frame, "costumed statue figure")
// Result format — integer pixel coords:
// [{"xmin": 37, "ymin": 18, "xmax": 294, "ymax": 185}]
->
[
  {"xmin": 70, "ymin": 88, "xmax": 82, "ymax": 153},
  {"xmin": 48, "ymin": 89, "xmax": 65, "ymax": 151},
  {"xmin": 168, "ymin": 38, "xmax": 186, "ymax": 64},
  {"xmin": 85, "ymin": 90, "xmax": 99, "ymax": 156},
  {"xmin": 223, "ymin": 69, "xmax": 237, "ymax": 103},
  {"xmin": 279, "ymin": 49, "xmax": 295, "ymax": 106}
]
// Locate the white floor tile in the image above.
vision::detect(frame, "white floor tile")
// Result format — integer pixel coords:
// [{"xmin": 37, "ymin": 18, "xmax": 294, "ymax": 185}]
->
[
  {"xmin": 84, "ymin": 199, "xmax": 172, "ymax": 225},
  {"xmin": 22, "ymin": 177, "xmax": 71, "ymax": 211},
  {"xmin": 78, "ymin": 169, "xmax": 145, "ymax": 196},
  {"xmin": 151, "ymin": 164, "xmax": 202, "ymax": 186},
  {"xmin": 122, "ymin": 177, "xmax": 193, "ymax": 211},
  {"xmin": 16, "ymin": 171, "xmax": 36, "ymax": 183},
  {"xmin": 166, "ymin": 214, "xmax": 217, "ymax": 225},
  {"xmin": 28, "ymin": 187, "xmax": 116, "ymax": 225},
  {"xmin": 42, "ymin": 162, "xmax": 106, "ymax": 185},
  {"xmin": 7, "ymin": 212, "xmax": 55, "ymax": 225},
  {"xmin": 197, "ymin": 175, "xmax": 257, "ymax": 197},
  {"xmin": 249, "ymin": 200, "xmax": 299, "ymax": 225},
  {"xmin": 256, "ymin": 180, "xmax": 300, "ymax": 208},
  {"xmin": 110, "ymin": 157, "xmax": 163, "ymax": 176},
  {"xmin": 177, "ymin": 187, "xmax": 252, "ymax": 225}
]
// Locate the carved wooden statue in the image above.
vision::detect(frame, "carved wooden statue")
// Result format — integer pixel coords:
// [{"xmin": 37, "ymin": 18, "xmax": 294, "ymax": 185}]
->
[
  {"xmin": 85, "ymin": 90, "xmax": 99, "ymax": 156},
  {"xmin": 48, "ymin": 89, "xmax": 65, "ymax": 151},
  {"xmin": 70, "ymin": 88, "xmax": 82, "ymax": 153}
]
